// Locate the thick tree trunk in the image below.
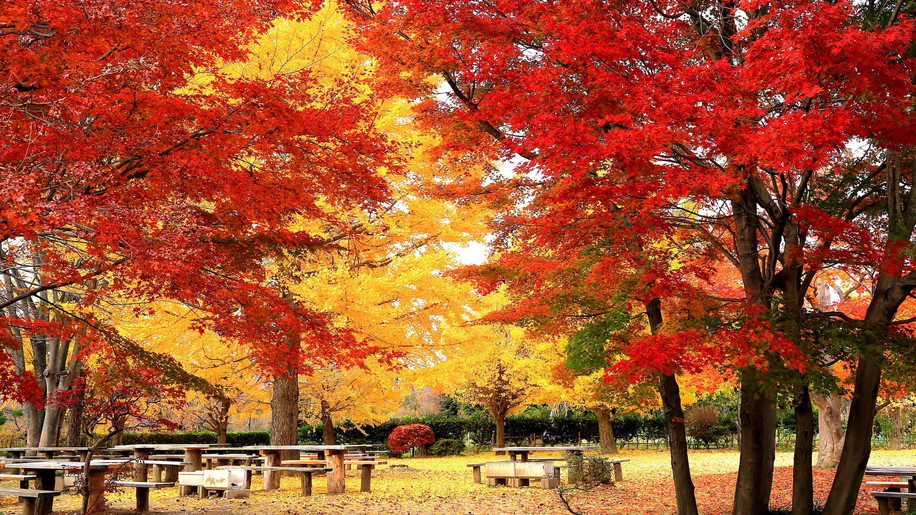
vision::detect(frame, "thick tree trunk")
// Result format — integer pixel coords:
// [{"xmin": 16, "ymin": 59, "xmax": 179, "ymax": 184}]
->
[
  {"xmin": 824, "ymin": 265, "xmax": 913, "ymax": 514},
  {"xmin": 494, "ymin": 411, "xmax": 506, "ymax": 454},
  {"xmin": 647, "ymin": 298, "xmax": 699, "ymax": 515},
  {"xmin": 271, "ymin": 372, "xmax": 299, "ymax": 445},
  {"xmin": 733, "ymin": 375, "xmax": 777, "ymax": 515},
  {"xmin": 888, "ymin": 406, "xmax": 903, "ymax": 450},
  {"xmin": 320, "ymin": 399, "xmax": 336, "ymax": 445},
  {"xmin": 823, "ymin": 356, "xmax": 882, "ymax": 515},
  {"xmin": 38, "ymin": 405, "xmax": 63, "ymax": 447},
  {"xmin": 812, "ymin": 393, "xmax": 846, "ymax": 469},
  {"xmin": 792, "ymin": 384, "xmax": 814, "ymax": 515},
  {"xmin": 594, "ymin": 406, "xmax": 618, "ymax": 455},
  {"xmin": 23, "ymin": 403, "xmax": 42, "ymax": 448}
]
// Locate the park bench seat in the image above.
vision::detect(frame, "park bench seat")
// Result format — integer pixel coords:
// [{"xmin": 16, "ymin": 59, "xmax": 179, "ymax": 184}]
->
[
  {"xmin": 468, "ymin": 461, "xmax": 510, "ymax": 484},
  {"xmin": 0, "ymin": 474, "xmax": 37, "ymax": 488},
  {"xmin": 867, "ymin": 481, "xmax": 909, "ymax": 490},
  {"xmin": 216, "ymin": 465, "xmax": 329, "ymax": 496},
  {"xmin": 873, "ymin": 490, "xmax": 916, "ymax": 515},
  {"xmin": 485, "ymin": 461, "xmax": 559, "ymax": 489},
  {"xmin": 0, "ymin": 487, "xmax": 60, "ymax": 515}
]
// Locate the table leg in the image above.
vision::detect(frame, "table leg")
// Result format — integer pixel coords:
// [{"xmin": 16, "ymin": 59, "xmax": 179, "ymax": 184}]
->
[
  {"xmin": 85, "ymin": 470, "xmax": 106, "ymax": 515},
  {"xmin": 262, "ymin": 452, "xmax": 281, "ymax": 491},
  {"xmin": 326, "ymin": 451, "xmax": 345, "ymax": 495},
  {"xmin": 907, "ymin": 477, "xmax": 916, "ymax": 514},
  {"xmin": 360, "ymin": 464, "xmax": 373, "ymax": 492},
  {"xmin": 134, "ymin": 450, "xmax": 150, "ymax": 482},
  {"xmin": 35, "ymin": 470, "xmax": 56, "ymax": 490},
  {"xmin": 519, "ymin": 452, "xmax": 528, "ymax": 462}
]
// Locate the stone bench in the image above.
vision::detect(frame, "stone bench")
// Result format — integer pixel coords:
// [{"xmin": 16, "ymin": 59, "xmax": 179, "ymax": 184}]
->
[
  {"xmin": 216, "ymin": 465, "xmax": 329, "ymax": 496},
  {"xmin": 111, "ymin": 481, "xmax": 173, "ymax": 512},
  {"xmin": 0, "ymin": 487, "xmax": 60, "ymax": 515},
  {"xmin": 0, "ymin": 474, "xmax": 37, "ymax": 488},
  {"xmin": 873, "ymin": 491, "xmax": 916, "ymax": 515},
  {"xmin": 485, "ymin": 461, "xmax": 559, "ymax": 489}
]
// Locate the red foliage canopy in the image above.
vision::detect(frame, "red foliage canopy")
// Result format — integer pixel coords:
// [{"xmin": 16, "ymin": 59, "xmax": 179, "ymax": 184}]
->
[
  {"xmin": 1, "ymin": 0, "xmax": 400, "ymax": 402},
  {"xmin": 388, "ymin": 423, "xmax": 436, "ymax": 453}
]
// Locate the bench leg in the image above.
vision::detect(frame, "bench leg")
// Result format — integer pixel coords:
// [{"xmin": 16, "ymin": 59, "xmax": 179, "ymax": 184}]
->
[
  {"xmin": 136, "ymin": 487, "xmax": 150, "ymax": 512},
  {"xmin": 198, "ymin": 486, "xmax": 208, "ymax": 499},
  {"xmin": 472, "ymin": 466, "xmax": 481, "ymax": 484},
  {"xmin": 22, "ymin": 498, "xmax": 36, "ymax": 515},
  {"xmin": 613, "ymin": 462, "xmax": 623, "ymax": 482},
  {"xmin": 152, "ymin": 465, "xmax": 163, "ymax": 482},
  {"xmin": 360, "ymin": 465, "xmax": 373, "ymax": 493},
  {"xmin": 300, "ymin": 473, "xmax": 313, "ymax": 497},
  {"xmin": 244, "ymin": 470, "xmax": 253, "ymax": 490},
  {"xmin": 877, "ymin": 497, "xmax": 892, "ymax": 515}
]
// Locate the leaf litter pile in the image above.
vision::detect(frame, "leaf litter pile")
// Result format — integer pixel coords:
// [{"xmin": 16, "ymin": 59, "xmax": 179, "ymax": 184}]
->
[{"xmin": 3, "ymin": 449, "xmax": 914, "ymax": 514}]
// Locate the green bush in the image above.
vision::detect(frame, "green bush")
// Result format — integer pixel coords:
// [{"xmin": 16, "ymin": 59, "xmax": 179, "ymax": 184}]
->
[{"xmin": 429, "ymin": 438, "xmax": 466, "ymax": 456}]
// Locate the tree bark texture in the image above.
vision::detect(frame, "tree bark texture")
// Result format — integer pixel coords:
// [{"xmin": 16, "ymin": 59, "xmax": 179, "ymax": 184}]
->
[
  {"xmin": 320, "ymin": 399, "xmax": 336, "ymax": 445},
  {"xmin": 594, "ymin": 406, "xmax": 618, "ymax": 455},
  {"xmin": 792, "ymin": 385, "xmax": 814, "ymax": 515},
  {"xmin": 812, "ymin": 393, "xmax": 846, "ymax": 469},
  {"xmin": 733, "ymin": 375, "xmax": 777, "ymax": 515},
  {"xmin": 271, "ymin": 370, "xmax": 300, "ymax": 467}
]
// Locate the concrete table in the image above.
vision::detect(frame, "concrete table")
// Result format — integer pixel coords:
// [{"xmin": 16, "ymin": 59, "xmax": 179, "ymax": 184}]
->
[
  {"xmin": 9, "ymin": 460, "xmax": 123, "ymax": 514},
  {"xmin": 246, "ymin": 445, "xmax": 348, "ymax": 494},
  {"xmin": 492, "ymin": 446, "xmax": 594, "ymax": 462}
]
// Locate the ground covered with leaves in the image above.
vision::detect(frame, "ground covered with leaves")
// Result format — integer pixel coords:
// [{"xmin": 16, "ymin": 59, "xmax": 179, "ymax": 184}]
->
[{"xmin": 2, "ymin": 449, "xmax": 914, "ymax": 514}]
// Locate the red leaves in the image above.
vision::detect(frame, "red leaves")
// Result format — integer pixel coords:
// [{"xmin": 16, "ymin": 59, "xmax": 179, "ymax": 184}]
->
[{"xmin": 387, "ymin": 423, "xmax": 436, "ymax": 453}]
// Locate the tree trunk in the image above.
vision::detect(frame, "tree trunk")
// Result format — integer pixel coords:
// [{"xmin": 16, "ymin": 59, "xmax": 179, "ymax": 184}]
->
[
  {"xmin": 494, "ymin": 411, "xmax": 506, "ymax": 454},
  {"xmin": 23, "ymin": 403, "xmax": 42, "ymax": 448},
  {"xmin": 888, "ymin": 406, "xmax": 903, "ymax": 450},
  {"xmin": 733, "ymin": 375, "xmax": 777, "ymax": 515},
  {"xmin": 647, "ymin": 298, "xmax": 699, "ymax": 515},
  {"xmin": 812, "ymin": 393, "xmax": 846, "ymax": 469},
  {"xmin": 823, "ymin": 356, "xmax": 882, "ymax": 515},
  {"xmin": 320, "ymin": 399, "xmax": 336, "ymax": 445},
  {"xmin": 271, "ymin": 371, "xmax": 299, "ymax": 447},
  {"xmin": 216, "ymin": 417, "xmax": 229, "ymax": 445},
  {"xmin": 792, "ymin": 384, "xmax": 814, "ymax": 515},
  {"xmin": 38, "ymin": 404, "xmax": 63, "ymax": 447},
  {"xmin": 594, "ymin": 406, "xmax": 618, "ymax": 455},
  {"xmin": 660, "ymin": 373, "xmax": 700, "ymax": 515}
]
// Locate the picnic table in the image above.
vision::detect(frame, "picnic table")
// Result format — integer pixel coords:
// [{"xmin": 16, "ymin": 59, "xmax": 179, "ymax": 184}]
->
[
  {"xmin": 111, "ymin": 444, "xmax": 210, "ymax": 495},
  {"xmin": 0, "ymin": 447, "xmax": 91, "ymax": 460},
  {"xmin": 865, "ymin": 466, "xmax": 916, "ymax": 514},
  {"xmin": 492, "ymin": 446, "xmax": 594, "ymax": 462},
  {"xmin": 244, "ymin": 445, "xmax": 351, "ymax": 494},
  {"xmin": 7, "ymin": 460, "xmax": 130, "ymax": 514}
]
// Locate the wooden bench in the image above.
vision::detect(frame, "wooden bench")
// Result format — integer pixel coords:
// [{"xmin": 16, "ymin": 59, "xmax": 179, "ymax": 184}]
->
[
  {"xmin": 873, "ymin": 491, "xmax": 916, "ymax": 515},
  {"xmin": 0, "ymin": 474, "xmax": 37, "ymax": 488},
  {"xmin": 216, "ymin": 465, "xmax": 330, "ymax": 496},
  {"xmin": 111, "ymin": 481, "xmax": 173, "ymax": 512},
  {"xmin": 0, "ymin": 487, "xmax": 60, "ymax": 515},
  {"xmin": 485, "ymin": 461, "xmax": 559, "ymax": 489}
]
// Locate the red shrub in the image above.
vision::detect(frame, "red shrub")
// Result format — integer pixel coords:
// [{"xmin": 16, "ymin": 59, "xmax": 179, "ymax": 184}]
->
[{"xmin": 388, "ymin": 423, "xmax": 436, "ymax": 455}]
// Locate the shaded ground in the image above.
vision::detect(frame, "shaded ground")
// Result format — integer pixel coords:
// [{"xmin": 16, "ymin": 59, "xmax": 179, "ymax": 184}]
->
[{"xmin": 2, "ymin": 449, "xmax": 914, "ymax": 514}]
